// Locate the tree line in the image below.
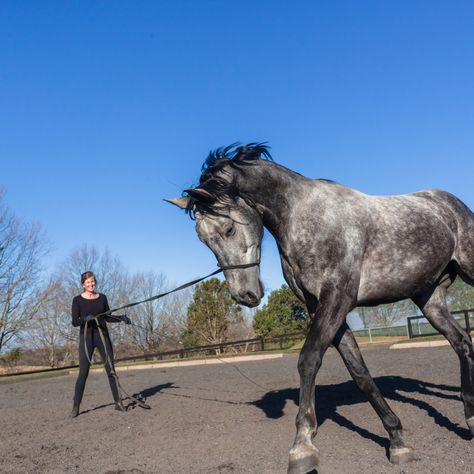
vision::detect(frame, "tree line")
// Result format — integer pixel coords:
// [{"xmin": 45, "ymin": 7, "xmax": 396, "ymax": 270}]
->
[
  {"xmin": 0, "ymin": 188, "xmax": 254, "ymax": 368},
  {"xmin": 2, "ymin": 187, "xmax": 474, "ymax": 369}
]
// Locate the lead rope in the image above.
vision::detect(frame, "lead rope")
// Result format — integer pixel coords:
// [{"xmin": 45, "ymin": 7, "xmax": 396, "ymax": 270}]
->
[
  {"xmin": 83, "ymin": 321, "xmax": 147, "ymax": 408},
  {"xmin": 97, "ymin": 321, "xmax": 151, "ymax": 409},
  {"xmin": 212, "ymin": 355, "xmax": 270, "ymax": 392},
  {"xmin": 82, "ymin": 262, "xmax": 261, "ymax": 410}
]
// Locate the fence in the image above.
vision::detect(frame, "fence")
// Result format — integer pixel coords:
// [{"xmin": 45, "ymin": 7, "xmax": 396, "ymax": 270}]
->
[
  {"xmin": 3, "ymin": 309, "xmax": 474, "ymax": 378},
  {"xmin": 0, "ymin": 332, "xmax": 307, "ymax": 378},
  {"xmin": 352, "ymin": 324, "xmax": 409, "ymax": 342},
  {"xmin": 407, "ymin": 308, "xmax": 474, "ymax": 339}
]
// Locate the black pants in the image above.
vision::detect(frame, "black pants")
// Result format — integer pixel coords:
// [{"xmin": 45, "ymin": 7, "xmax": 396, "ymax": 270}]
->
[{"xmin": 73, "ymin": 327, "xmax": 120, "ymax": 406}]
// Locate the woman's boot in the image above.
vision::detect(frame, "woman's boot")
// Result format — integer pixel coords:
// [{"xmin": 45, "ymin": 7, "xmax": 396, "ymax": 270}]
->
[{"xmin": 115, "ymin": 399, "xmax": 127, "ymax": 412}]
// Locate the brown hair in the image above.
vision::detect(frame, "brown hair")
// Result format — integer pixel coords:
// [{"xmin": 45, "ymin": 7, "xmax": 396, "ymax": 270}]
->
[{"xmin": 81, "ymin": 271, "xmax": 96, "ymax": 285}]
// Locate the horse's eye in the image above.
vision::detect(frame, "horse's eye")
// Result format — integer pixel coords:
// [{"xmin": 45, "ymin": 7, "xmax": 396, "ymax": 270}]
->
[{"xmin": 225, "ymin": 224, "xmax": 235, "ymax": 238}]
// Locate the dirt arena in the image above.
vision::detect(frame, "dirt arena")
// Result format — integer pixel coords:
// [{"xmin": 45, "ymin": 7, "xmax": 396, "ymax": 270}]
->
[{"xmin": 0, "ymin": 344, "xmax": 472, "ymax": 474}]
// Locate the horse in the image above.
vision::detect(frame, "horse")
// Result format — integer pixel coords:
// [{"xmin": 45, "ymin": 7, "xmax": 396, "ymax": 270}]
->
[{"xmin": 166, "ymin": 143, "xmax": 474, "ymax": 473}]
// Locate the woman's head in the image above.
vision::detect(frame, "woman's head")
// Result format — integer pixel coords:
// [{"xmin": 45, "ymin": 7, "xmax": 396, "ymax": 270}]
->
[{"xmin": 81, "ymin": 271, "xmax": 96, "ymax": 292}]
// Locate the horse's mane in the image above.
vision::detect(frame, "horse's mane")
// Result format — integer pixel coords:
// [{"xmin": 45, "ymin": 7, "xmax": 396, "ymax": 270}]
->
[
  {"xmin": 186, "ymin": 143, "xmax": 272, "ymax": 217},
  {"xmin": 200, "ymin": 142, "xmax": 272, "ymax": 177}
]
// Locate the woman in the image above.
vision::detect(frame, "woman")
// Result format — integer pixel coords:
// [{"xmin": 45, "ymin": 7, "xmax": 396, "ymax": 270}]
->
[{"xmin": 70, "ymin": 271, "xmax": 131, "ymax": 418}]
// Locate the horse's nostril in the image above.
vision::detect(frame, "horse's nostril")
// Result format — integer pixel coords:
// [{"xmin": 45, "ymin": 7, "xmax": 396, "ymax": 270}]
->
[
  {"xmin": 237, "ymin": 290, "xmax": 260, "ymax": 307},
  {"xmin": 245, "ymin": 292, "xmax": 257, "ymax": 305}
]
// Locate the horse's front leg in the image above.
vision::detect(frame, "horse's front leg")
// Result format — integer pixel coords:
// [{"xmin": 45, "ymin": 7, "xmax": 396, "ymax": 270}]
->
[{"xmin": 288, "ymin": 289, "xmax": 354, "ymax": 474}]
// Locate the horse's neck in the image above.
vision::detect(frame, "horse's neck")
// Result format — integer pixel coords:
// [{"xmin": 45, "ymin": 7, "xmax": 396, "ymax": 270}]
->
[{"xmin": 236, "ymin": 161, "xmax": 309, "ymax": 241}]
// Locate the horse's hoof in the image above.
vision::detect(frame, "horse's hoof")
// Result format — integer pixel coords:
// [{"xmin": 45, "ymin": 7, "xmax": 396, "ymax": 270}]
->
[
  {"xmin": 467, "ymin": 416, "xmax": 474, "ymax": 436},
  {"xmin": 390, "ymin": 446, "xmax": 415, "ymax": 464},
  {"xmin": 287, "ymin": 444, "xmax": 319, "ymax": 474}
]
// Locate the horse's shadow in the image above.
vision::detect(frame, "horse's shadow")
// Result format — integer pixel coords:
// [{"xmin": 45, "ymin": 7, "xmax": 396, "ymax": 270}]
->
[
  {"xmin": 127, "ymin": 382, "xmax": 176, "ymax": 410},
  {"xmin": 101, "ymin": 376, "xmax": 472, "ymax": 447},
  {"xmin": 251, "ymin": 375, "xmax": 472, "ymax": 450},
  {"xmin": 137, "ymin": 382, "xmax": 176, "ymax": 399}
]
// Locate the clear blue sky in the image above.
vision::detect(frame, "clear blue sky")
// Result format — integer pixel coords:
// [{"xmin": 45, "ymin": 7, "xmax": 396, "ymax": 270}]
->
[{"xmin": 1, "ymin": 1, "xmax": 473, "ymax": 299}]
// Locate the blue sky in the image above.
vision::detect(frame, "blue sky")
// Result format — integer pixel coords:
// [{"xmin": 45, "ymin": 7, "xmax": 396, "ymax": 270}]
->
[{"xmin": 1, "ymin": 1, "xmax": 473, "ymax": 303}]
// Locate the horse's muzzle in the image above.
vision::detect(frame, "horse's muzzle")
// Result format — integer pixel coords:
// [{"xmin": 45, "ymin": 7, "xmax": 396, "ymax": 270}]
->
[{"xmin": 237, "ymin": 290, "xmax": 261, "ymax": 307}]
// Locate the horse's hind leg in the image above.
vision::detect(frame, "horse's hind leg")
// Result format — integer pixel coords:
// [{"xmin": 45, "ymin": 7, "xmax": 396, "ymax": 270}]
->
[
  {"xmin": 413, "ymin": 282, "xmax": 474, "ymax": 435},
  {"xmin": 333, "ymin": 322, "xmax": 414, "ymax": 464}
]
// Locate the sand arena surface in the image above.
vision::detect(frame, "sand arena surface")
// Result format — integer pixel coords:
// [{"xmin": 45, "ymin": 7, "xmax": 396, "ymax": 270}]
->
[{"xmin": 0, "ymin": 345, "xmax": 472, "ymax": 473}]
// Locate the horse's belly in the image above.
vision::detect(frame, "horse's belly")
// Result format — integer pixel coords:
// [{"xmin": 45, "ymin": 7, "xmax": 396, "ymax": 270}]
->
[
  {"xmin": 356, "ymin": 230, "xmax": 455, "ymax": 305},
  {"xmin": 357, "ymin": 267, "xmax": 445, "ymax": 305}
]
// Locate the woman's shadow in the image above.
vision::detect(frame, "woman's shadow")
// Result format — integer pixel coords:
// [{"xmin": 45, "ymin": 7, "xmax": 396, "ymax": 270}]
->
[{"xmin": 251, "ymin": 375, "xmax": 472, "ymax": 453}]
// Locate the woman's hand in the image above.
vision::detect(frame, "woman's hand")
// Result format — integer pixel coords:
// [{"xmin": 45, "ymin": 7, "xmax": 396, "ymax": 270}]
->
[{"xmin": 119, "ymin": 314, "xmax": 132, "ymax": 325}]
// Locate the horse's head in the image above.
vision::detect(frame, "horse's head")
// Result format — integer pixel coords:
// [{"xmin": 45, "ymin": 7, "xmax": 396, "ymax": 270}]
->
[
  {"xmin": 166, "ymin": 188, "xmax": 264, "ymax": 307},
  {"xmin": 166, "ymin": 143, "xmax": 272, "ymax": 306}
]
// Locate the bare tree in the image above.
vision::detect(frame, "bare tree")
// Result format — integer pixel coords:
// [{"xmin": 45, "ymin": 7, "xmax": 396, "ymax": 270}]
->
[
  {"xmin": 58, "ymin": 244, "xmax": 127, "ymax": 299},
  {"xmin": 127, "ymin": 272, "xmax": 191, "ymax": 352},
  {"xmin": 126, "ymin": 272, "xmax": 166, "ymax": 351},
  {"xmin": 154, "ymin": 287, "xmax": 192, "ymax": 351},
  {"xmin": 228, "ymin": 306, "xmax": 254, "ymax": 342},
  {"xmin": 357, "ymin": 299, "xmax": 418, "ymax": 328},
  {"xmin": 0, "ymin": 188, "xmax": 47, "ymax": 353},
  {"xmin": 27, "ymin": 278, "xmax": 71, "ymax": 367}
]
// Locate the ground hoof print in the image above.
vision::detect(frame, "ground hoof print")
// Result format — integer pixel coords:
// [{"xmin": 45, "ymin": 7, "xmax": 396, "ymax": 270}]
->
[
  {"xmin": 389, "ymin": 446, "xmax": 415, "ymax": 464},
  {"xmin": 287, "ymin": 444, "xmax": 319, "ymax": 474},
  {"xmin": 467, "ymin": 416, "xmax": 474, "ymax": 436}
]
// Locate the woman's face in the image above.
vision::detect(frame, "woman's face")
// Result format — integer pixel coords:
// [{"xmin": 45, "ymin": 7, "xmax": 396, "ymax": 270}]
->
[{"xmin": 82, "ymin": 277, "xmax": 96, "ymax": 293}]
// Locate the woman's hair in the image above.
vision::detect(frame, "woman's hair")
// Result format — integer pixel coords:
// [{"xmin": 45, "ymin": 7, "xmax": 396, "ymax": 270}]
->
[{"xmin": 81, "ymin": 271, "xmax": 96, "ymax": 284}]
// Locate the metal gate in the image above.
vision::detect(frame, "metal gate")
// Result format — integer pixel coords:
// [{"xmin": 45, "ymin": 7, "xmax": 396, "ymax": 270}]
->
[{"xmin": 407, "ymin": 308, "xmax": 473, "ymax": 339}]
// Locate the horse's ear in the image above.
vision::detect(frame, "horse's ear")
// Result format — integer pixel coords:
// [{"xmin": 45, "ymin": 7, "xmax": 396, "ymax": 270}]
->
[
  {"xmin": 184, "ymin": 188, "xmax": 214, "ymax": 202},
  {"xmin": 163, "ymin": 197, "xmax": 191, "ymax": 209}
]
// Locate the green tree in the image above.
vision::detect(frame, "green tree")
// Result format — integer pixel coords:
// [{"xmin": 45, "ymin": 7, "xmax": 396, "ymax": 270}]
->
[
  {"xmin": 253, "ymin": 285, "xmax": 308, "ymax": 337},
  {"xmin": 183, "ymin": 278, "xmax": 242, "ymax": 349},
  {"xmin": 0, "ymin": 347, "xmax": 23, "ymax": 371}
]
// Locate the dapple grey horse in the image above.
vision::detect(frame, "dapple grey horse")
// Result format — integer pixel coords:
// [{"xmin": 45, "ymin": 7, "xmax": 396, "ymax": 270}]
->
[{"xmin": 167, "ymin": 143, "xmax": 474, "ymax": 473}]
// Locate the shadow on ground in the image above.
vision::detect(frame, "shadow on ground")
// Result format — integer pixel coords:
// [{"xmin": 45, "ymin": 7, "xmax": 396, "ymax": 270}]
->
[
  {"xmin": 252, "ymin": 376, "xmax": 472, "ymax": 446},
  {"xmin": 132, "ymin": 375, "xmax": 472, "ymax": 454},
  {"xmin": 128, "ymin": 382, "xmax": 176, "ymax": 410},
  {"xmin": 81, "ymin": 382, "xmax": 176, "ymax": 414}
]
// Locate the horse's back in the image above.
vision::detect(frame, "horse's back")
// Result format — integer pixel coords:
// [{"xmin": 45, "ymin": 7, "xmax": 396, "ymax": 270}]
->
[{"xmin": 365, "ymin": 188, "xmax": 473, "ymax": 234}]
